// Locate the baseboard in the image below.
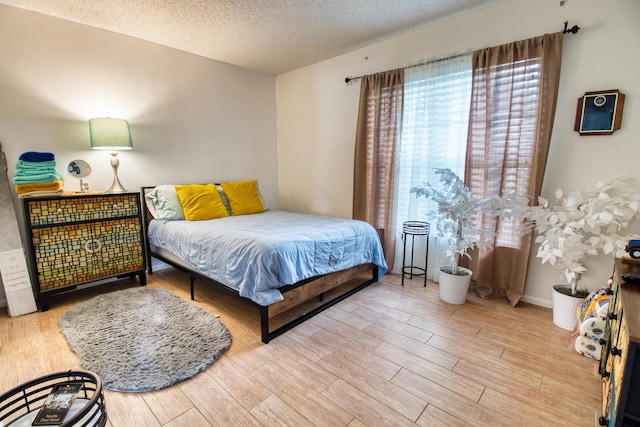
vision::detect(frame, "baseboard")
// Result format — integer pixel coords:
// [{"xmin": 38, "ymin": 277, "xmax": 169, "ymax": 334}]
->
[{"xmin": 520, "ymin": 294, "xmax": 552, "ymax": 309}]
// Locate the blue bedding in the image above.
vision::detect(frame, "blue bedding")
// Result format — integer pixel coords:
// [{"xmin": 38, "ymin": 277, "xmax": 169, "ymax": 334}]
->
[{"xmin": 148, "ymin": 210, "xmax": 387, "ymax": 305}]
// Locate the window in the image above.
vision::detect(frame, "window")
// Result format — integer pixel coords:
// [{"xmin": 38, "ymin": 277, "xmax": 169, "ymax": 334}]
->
[{"xmin": 356, "ymin": 33, "xmax": 562, "ymax": 304}]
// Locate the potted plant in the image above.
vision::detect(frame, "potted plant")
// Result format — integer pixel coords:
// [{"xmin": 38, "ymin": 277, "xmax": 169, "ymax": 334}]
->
[
  {"xmin": 517, "ymin": 177, "xmax": 640, "ymax": 330},
  {"xmin": 411, "ymin": 168, "xmax": 524, "ymax": 304}
]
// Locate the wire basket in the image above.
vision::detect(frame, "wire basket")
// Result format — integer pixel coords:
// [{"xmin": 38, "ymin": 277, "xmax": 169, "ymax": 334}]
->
[{"xmin": 0, "ymin": 370, "xmax": 106, "ymax": 427}]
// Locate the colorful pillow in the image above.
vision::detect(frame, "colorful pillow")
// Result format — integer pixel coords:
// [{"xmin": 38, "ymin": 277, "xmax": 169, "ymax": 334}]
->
[
  {"xmin": 220, "ymin": 180, "xmax": 266, "ymax": 215},
  {"xmin": 175, "ymin": 184, "xmax": 229, "ymax": 221},
  {"xmin": 148, "ymin": 185, "xmax": 185, "ymax": 221}
]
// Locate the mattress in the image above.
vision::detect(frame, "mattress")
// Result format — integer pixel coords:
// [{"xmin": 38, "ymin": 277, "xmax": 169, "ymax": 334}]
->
[{"xmin": 148, "ymin": 210, "xmax": 387, "ymax": 305}]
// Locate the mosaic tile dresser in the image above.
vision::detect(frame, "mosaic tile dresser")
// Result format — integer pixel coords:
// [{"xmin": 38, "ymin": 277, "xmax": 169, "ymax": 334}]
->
[
  {"xmin": 599, "ymin": 257, "xmax": 640, "ymax": 426},
  {"xmin": 22, "ymin": 192, "xmax": 146, "ymax": 310}
]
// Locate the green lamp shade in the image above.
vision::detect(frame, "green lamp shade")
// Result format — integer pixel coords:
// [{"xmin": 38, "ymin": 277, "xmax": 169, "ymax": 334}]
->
[{"xmin": 89, "ymin": 118, "xmax": 133, "ymax": 150}]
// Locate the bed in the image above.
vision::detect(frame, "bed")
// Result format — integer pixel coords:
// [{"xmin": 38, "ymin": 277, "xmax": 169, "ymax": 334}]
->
[{"xmin": 141, "ymin": 182, "xmax": 387, "ymax": 343}]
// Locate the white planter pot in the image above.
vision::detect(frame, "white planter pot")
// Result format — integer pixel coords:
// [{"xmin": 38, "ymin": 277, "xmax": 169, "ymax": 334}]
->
[
  {"xmin": 552, "ymin": 285, "xmax": 585, "ymax": 331},
  {"xmin": 438, "ymin": 266, "xmax": 472, "ymax": 304}
]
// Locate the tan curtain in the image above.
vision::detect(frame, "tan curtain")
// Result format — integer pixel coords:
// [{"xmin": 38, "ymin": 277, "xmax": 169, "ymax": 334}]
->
[
  {"xmin": 465, "ymin": 32, "xmax": 563, "ymax": 306},
  {"xmin": 353, "ymin": 69, "xmax": 404, "ymax": 270}
]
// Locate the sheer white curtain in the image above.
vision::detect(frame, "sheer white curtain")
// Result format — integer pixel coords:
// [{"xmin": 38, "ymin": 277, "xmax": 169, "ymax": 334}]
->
[{"xmin": 392, "ymin": 53, "xmax": 472, "ymax": 280}]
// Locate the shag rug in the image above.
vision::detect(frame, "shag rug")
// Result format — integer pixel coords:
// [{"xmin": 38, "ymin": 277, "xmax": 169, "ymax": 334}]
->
[{"xmin": 59, "ymin": 287, "xmax": 232, "ymax": 392}]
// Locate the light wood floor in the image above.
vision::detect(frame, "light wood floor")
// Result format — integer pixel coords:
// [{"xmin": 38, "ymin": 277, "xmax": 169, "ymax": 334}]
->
[{"xmin": 0, "ymin": 268, "xmax": 601, "ymax": 426}]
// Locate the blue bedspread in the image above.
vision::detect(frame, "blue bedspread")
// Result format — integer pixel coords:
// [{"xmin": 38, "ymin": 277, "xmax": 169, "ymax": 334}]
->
[{"xmin": 148, "ymin": 210, "xmax": 387, "ymax": 305}]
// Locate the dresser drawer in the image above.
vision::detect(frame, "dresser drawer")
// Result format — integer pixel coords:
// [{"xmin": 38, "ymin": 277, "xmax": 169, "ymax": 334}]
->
[
  {"xmin": 25, "ymin": 193, "xmax": 140, "ymax": 227},
  {"xmin": 32, "ymin": 217, "xmax": 144, "ymax": 290}
]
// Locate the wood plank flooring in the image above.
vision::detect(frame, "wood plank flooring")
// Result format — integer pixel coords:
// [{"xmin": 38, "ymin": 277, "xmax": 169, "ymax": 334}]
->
[{"xmin": 0, "ymin": 268, "xmax": 601, "ymax": 426}]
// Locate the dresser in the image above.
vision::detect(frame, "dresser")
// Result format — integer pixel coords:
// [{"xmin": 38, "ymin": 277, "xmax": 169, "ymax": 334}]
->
[
  {"xmin": 22, "ymin": 192, "xmax": 146, "ymax": 310},
  {"xmin": 599, "ymin": 257, "xmax": 640, "ymax": 426}
]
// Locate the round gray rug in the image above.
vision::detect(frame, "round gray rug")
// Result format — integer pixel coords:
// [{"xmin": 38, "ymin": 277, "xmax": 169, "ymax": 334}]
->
[{"xmin": 59, "ymin": 287, "xmax": 232, "ymax": 392}]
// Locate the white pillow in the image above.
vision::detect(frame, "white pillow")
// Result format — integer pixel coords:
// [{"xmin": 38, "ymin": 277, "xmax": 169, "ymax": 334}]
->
[{"xmin": 148, "ymin": 185, "xmax": 185, "ymax": 221}]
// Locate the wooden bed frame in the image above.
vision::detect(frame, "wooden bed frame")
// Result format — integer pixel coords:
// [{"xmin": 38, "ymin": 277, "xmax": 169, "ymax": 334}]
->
[{"xmin": 140, "ymin": 186, "xmax": 379, "ymax": 344}]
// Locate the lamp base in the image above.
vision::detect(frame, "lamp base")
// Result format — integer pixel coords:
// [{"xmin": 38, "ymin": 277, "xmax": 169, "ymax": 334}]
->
[
  {"xmin": 106, "ymin": 175, "xmax": 127, "ymax": 193},
  {"xmin": 106, "ymin": 151, "xmax": 127, "ymax": 193}
]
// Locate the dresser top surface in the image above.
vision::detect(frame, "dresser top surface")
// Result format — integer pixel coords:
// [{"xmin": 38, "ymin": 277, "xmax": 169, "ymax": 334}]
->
[{"xmin": 23, "ymin": 191, "xmax": 139, "ymax": 202}]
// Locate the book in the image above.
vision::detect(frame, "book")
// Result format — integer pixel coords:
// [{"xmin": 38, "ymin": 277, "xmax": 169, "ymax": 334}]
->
[{"xmin": 32, "ymin": 382, "xmax": 83, "ymax": 426}]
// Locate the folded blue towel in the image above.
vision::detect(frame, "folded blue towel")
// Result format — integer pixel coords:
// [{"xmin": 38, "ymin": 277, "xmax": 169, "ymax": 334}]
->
[
  {"xmin": 12, "ymin": 172, "xmax": 62, "ymax": 184},
  {"xmin": 19, "ymin": 151, "xmax": 55, "ymax": 162},
  {"xmin": 16, "ymin": 160, "xmax": 56, "ymax": 170},
  {"xmin": 15, "ymin": 167, "xmax": 57, "ymax": 176}
]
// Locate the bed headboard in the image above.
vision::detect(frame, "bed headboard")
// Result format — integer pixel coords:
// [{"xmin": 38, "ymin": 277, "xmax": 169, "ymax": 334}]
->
[
  {"xmin": 140, "ymin": 186, "xmax": 156, "ymax": 229},
  {"xmin": 140, "ymin": 186, "xmax": 157, "ymax": 272}
]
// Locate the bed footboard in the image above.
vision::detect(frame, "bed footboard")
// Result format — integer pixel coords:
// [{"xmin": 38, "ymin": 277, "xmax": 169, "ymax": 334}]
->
[{"xmin": 259, "ymin": 263, "xmax": 378, "ymax": 343}]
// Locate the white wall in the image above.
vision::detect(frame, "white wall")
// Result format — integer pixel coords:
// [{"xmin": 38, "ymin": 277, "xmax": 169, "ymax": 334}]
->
[
  {"xmin": 0, "ymin": 5, "xmax": 278, "ymax": 306},
  {"xmin": 276, "ymin": 0, "xmax": 640, "ymax": 306}
]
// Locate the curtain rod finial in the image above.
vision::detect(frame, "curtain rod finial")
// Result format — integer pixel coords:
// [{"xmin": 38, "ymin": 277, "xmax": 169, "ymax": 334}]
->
[
  {"xmin": 345, "ymin": 75, "xmax": 361, "ymax": 85},
  {"xmin": 563, "ymin": 20, "xmax": 580, "ymax": 34}
]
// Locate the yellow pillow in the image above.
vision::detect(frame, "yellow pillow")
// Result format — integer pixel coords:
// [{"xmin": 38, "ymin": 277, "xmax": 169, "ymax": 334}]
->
[
  {"xmin": 220, "ymin": 180, "xmax": 265, "ymax": 215},
  {"xmin": 175, "ymin": 184, "xmax": 229, "ymax": 221}
]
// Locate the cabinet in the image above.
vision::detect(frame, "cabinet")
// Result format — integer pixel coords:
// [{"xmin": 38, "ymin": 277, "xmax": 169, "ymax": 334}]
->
[
  {"xmin": 599, "ymin": 257, "xmax": 640, "ymax": 426},
  {"xmin": 23, "ymin": 192, "xmax": 146, "ymax": 310}
]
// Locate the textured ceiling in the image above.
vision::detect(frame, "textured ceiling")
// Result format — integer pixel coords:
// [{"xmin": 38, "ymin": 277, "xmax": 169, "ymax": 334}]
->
[{"xmin": 0, "ymin": 0, "xmax": 505, "ymax": 75}]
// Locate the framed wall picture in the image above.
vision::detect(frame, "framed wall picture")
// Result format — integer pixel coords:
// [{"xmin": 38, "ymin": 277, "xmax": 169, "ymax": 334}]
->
[{"xmin": 574, "ymin": 89, "xmax": 625, "ymax": 135}]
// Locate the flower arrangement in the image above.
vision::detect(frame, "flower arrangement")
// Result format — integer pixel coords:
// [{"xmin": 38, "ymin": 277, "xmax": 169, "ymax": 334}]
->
[
  {"xmin": 411, "ymin": 168, "xmax": 525, "ymax": 275},
  {"xmin": 517, "ymin": 177, "xmax": 640, "ymax": 296}
]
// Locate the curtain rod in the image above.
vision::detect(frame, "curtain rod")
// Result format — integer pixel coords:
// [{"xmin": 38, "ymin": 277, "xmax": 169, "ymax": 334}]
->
[
  {"xmin": 345, "ymin": 52, "xmax": 468, "ymax": 84},
  {"xmin": 345, "ymin": 20, "xmax": 580, "ymax": 85}
]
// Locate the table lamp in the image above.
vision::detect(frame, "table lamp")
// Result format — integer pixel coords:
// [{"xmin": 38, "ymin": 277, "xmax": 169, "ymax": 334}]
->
[{"xmin": 89, "ymin": 118, "xmax": 133, "ymax": 193}]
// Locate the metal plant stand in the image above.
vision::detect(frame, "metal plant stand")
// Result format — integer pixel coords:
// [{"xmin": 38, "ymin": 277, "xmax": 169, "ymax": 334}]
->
[{"xmin": 401, "ymin": 221, "xmax": 429, "ymax": 287}]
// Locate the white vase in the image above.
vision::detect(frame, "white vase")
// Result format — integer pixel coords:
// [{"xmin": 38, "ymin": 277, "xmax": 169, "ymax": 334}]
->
[
  {"xmin": 552, "ymin": 284, "xmax": 585, "ymax": 331},
  {"xmin": 438, "ymin": 266, "xmax": 472, "ymax": 304}
]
